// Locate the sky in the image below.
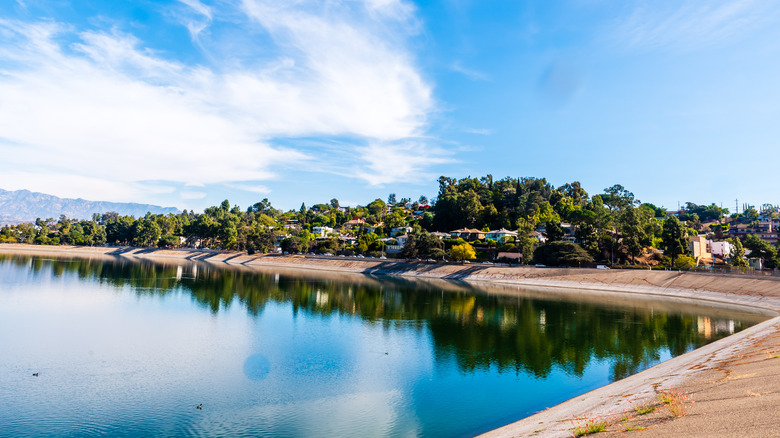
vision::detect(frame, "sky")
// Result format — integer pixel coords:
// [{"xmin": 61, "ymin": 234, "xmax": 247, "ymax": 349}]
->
[{"xmin": 1, "ymin": 0, "xmax": 779, "ymax": 213}]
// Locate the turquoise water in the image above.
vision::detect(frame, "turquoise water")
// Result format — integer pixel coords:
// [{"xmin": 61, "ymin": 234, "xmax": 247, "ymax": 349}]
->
[{"xmin": 0, "ymin": 255, "xmax": 766, "ymax": 437}]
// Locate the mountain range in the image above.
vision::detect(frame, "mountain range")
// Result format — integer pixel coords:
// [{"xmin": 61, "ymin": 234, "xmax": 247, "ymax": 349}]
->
[{"xmin": 0, "ymin": 189, "xmax": 180, "ymax": 225}]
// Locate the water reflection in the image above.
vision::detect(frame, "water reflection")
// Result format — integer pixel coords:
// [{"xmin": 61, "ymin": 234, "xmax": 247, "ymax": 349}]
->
[{"xmin": 0, "ymin": 254, "xmax": 762, "ymax": 383}]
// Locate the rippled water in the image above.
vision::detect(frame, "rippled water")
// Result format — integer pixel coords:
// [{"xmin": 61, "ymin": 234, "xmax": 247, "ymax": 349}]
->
[{"xmin": 0, "ymin": 255, "xmax": 768, "ymax": 437}]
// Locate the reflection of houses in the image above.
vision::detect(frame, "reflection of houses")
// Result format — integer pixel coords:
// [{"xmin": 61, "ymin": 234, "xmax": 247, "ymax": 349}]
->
[
  {"xmin": 697, "ymin": 316, "xmax": 735, "ymax": 340},
  {"xmin": 485, "ymin": 228, "xmax": 518, "ymax": 242},
  {"xmin": 449, "ymin": 228, "xmax": 485, "ymax": 241}
]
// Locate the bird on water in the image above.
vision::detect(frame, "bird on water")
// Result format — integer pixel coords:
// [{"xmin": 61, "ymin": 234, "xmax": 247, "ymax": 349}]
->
[{"xmin": 196, "ymin": 404, "xmax": 203, "ymax": 410}]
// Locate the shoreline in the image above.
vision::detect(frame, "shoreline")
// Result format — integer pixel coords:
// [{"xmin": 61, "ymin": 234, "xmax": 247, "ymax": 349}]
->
[{"xmin": 3, "ymin": 243, "xmax": 780, "ymax": 437}]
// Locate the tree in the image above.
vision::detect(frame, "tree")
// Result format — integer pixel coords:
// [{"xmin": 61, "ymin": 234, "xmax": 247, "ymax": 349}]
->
[
  {"xmin": 330, "ymin": 198, "xmax": 340, "ymax": 209},
  {"xmin": 661, "ymin": 216, "xmax": 688, "ymax": 268},
  {"xmin": 367, "ymin": 198, "xmax": 386, "ymax": 217},
  {"xmin": 729, "ymin": 237, "xmax": 748, "ymax": 268},
  {"xmin": 516, "ymin": 234, "xmax": 535, "ymax": 265},
  {"xmin": 387, "ymin": 193, "xmax": 397, "ymax": 205},
  {"xmin": 533, "ymin": 241, "xmax": 593, "ymax": 266},
  {"xmin": 744, "ymin": 234, "xmax": 777, "ymax": 269},
  {"xmin": 418, "ymin": 195, "xmax": 428, "ymax": 206},
  {"xmin": 674, "ymin": 254, "xmax": 697, "ymax": 270},
  {"xmin": 602, "ymin": 184, "xmax": 637, "ymax": 212},
  {"xmin": 449, "ymin": 243, "xmax": 476, "ymax": 263},
  {"xmin": 133, "ymin": 219, "xmax": 161, "ymax": 247},
  {"xmin": 619, "ymin": 205, "xmax": 647, "ymax": 263},
  {"xmin": 402, "ymin": 227, "xmax": 445, "ymax": 260},
  {"xmin": 543, "ymin": 221, "xmax": 565, "ymax": 242},
  {"xmin": 248, "ymin": 198, "xmax": 274, "ymax": 214}
]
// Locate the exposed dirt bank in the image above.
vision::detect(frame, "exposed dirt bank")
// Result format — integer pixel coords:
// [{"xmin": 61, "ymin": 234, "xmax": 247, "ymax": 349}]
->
[{"xmin": 3, "ymin": 243, "xmax": 780, "ymax": 437}]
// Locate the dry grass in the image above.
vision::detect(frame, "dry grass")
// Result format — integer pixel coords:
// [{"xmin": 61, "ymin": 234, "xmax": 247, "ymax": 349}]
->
[{"xmin": 658, "ymin": 387, "xmax": 690, "ymax": 417}]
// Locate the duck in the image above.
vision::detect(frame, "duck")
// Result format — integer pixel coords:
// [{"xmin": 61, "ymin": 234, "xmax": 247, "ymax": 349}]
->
[
  {"xmin": 32, "ymin": 373, "xmax": 39, "ymax": 377},
  {"xmin": 196, "ymin": 404, "xmax": 203, "ymax": 410}
]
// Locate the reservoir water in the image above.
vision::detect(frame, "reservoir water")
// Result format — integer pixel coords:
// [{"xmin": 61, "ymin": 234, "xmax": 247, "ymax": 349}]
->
[{"xmin": 0, "ymin": 254, "xmax": 768, "ymax": 437}]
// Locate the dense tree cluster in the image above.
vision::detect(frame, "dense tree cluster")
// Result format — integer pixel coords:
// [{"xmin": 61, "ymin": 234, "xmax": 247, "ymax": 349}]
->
[{"xmin": 2, "ymin": 175, "xmax": 779, "ymax": 269}]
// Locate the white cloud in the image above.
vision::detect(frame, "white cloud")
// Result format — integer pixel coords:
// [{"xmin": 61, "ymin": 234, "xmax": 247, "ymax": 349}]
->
[
  {"xmin": 0, "ymin": 0, "xmax": 442, "ymax": 203},
  {"xmin": 353, "ymin": 141, "xmax": 453, "ymax": 186},
  {"xmin": 615, "ymin": 0, "xmax": 780, "ymax": 50}
]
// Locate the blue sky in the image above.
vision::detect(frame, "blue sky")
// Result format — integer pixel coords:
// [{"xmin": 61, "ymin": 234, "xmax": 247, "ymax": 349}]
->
[{"xmin": 1, "ymin": 0, "xmax": 779, "ymax": 213}]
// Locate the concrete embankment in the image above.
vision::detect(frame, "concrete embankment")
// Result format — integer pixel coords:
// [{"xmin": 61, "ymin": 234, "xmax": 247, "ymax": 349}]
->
[{"xmin": 3, "ymin": 243, "xmax": 780, "ymax": 437}]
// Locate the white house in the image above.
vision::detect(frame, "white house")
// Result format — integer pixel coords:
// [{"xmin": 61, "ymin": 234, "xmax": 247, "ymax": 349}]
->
[
  {"xmin": 312, "ymin": 226, "xmax": 334, "ymax": 237},
  {"xmin": 710, "ymin": 240, "xmax": 733, "ymax": 258},
  {"xmin": 485, "ymin": 228, "xmax": 518, "ymax": 242}
]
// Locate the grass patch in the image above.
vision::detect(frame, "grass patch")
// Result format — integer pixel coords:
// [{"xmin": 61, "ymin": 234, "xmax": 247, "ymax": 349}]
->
[
  {"xmin": 658, "ymin": 388, "xmax": 690, "ymax": 417},
  {"xmin": 634, "ymin": 403, "xmax": 656, "ymax": 415},
  {"xmin": 571, "ymin": 416, "xmax": 608, "ymax": 437}
]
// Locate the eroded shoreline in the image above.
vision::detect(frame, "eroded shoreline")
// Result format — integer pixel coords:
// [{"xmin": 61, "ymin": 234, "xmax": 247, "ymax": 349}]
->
[{"xmin": 3, "ymin": 243, "xmax": 780, "ymax": 437}]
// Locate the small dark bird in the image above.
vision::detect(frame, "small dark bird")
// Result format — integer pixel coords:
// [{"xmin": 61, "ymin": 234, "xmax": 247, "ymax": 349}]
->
[
  {"xmin": 32, "ymin": 373, "xmax": 39, "ymax": 377},
  {"xmin": 384, "ymin": 352, "xmax": 389, "ymax": 355},
  {"xmin": 196, "ymin": 404, "xmax": 203, "ymax": 410}
]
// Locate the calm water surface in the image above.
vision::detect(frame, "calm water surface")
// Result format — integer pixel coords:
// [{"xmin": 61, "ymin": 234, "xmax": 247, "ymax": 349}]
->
[{"xmin": 0, "ymin": 255, "xmax": 768, "ymax": 437}]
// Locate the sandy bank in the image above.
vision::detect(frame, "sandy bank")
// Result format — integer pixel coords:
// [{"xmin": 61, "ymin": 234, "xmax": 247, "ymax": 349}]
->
[{"xmin": 3, "ymin": 243, "xmax": 780, "ymax": 437}]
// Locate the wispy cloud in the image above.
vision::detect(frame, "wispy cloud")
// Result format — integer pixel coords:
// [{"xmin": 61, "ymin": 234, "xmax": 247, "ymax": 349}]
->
[
  {"xmin": 450, "ymin": 60, "xmax": 489, "ymax": 81},
  {"xmin": 0, "ymin": 0, "xmax": 442, "ymax": 204},
  {"xmin": 615, "ymin": 0, "xmax": 780, "ymax": 51},
  {"xmin": 225, "ymin": 183, "xmax": 272, "ymax": 195}
]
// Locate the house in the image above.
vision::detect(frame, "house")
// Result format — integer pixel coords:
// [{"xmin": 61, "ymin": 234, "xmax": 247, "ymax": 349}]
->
[
  {"xmin": 430, "ymin": 231, "xmax": 449, "ymax": 240},
  {"xmin": 449, "ymin": 228, "xmax": 485, "ymax": 241},
  {"xmin": 710, "ymin": 241, "xmax": 733, "ymax": 258},
  {"xmin": 365, "ymin": 222, "xmax": 384, "ymax": 234},
  {"xmin": 312, "ymin": 226, "xmax": 334, "ymax": 237},
  {"xmin": 688, "ymin": 235, "xmax": 711, "ymax": 258},
  {"xmin": 727, "ymin": 222, "xmax": 778, "ymax": 244},
  {"xmin": 391, "ymin": 226, "xmax": 413, "ymax": 237},
  {"xmin": 343, "ymin": 218, "xmax": 367, "ymax": 229},
  {"xmin": 485, "ymin": 228, "xmax": 518, "ymax": 242}
]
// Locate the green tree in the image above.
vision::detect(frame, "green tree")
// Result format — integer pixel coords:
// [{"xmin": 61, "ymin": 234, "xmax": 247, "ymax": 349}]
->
[
  {"xmin": 619, "ymin": 205, "xmax": 647, "ymax": 263},
  {"xmin": 729, "ymin": 238, "xmax": 748, "ymax": 268},
  {"xmin": 744, "ymin": 234, "xmax": 776, "ymax": 269},
  {"xmin": 533, "ymin": 241, "xmax": 593, "ymax": 267},
  {"xmin": 661, "ymin": 216, "xmax": 688, "ymax": 268},
  {"xmin": 133, "ymin": 219, "xmax": 162, "ymax": 247},
  {"xmin": 543, "ymin": 221, "xmax": 565, "ymax": 242}
]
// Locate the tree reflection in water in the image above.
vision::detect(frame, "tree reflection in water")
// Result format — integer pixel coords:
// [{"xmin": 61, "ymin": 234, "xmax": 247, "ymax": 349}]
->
[{"xmin": 4, "ymin": 254, "xmax": 763, "ymax": 382}]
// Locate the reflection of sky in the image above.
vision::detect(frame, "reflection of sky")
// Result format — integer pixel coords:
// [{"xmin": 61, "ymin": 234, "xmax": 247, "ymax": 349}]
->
[{"xmin": 0, "ymin": 258, "xmax": 758, "ymax": 437}]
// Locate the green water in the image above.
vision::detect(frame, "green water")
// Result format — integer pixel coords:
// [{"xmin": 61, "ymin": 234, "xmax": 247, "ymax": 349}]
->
[{"xmin": 0, "ymin": 254, "xmax": 767, "ymax": 437}]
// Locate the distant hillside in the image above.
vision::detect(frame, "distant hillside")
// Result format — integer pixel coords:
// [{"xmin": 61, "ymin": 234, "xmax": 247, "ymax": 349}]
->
[{"xmin": 0, "ymin": 189, "xmax": 180, "ymax": 224}]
